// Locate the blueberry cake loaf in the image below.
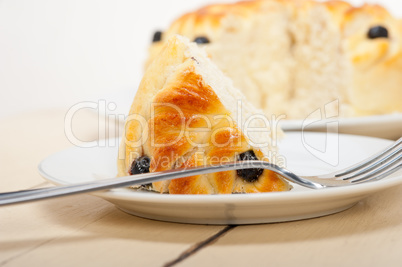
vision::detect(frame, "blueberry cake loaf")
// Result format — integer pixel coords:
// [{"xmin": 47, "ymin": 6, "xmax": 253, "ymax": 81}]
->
[
  {"xmin": 147, "ymin": 0, "xmax": 402, "ymax": 119},
  {"xmin": 117, "ymin": 35, "xmax": 291, "ymax": 194}
]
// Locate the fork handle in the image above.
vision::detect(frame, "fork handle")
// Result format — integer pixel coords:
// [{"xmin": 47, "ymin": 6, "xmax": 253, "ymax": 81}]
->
[
  {"xmin": 0, "ymin": 161, "xmax": 320, "ymax": 206},
  {"xmin": 0, "ymin": 167, "xmax": 203, "ymax": 206}
]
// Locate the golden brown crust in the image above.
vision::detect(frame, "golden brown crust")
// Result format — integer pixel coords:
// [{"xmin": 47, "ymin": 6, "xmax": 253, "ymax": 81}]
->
[
  {"xmin": 120, "ymin": 37, "xmax": 190, "ymax": 176},
  {"xmin": 172, "ymin": 0, "xmax": 264, "ymax": 31},
  {"xmin": 149, "ymin": 65, "xmax": 288, "ymax": 194},
  {"xmin": 147, "ymin": 65, "xmax": 224, "ymax": 171},
  {"xmin": 119, "ymin": 35, "xmax": 291, "ymax": 194},
  {"xmin": 153, "ymin": 67, "xmax": 224, "ymax": 115}
]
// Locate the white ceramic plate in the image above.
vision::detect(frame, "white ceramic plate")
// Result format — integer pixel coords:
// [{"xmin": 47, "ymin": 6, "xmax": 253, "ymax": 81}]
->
[
  {"xmin": 280, "ymin": 113, "xmax": 402, "ymax": 140},
  {"xmin": 38, "ymin": 132, "xmax": 402, "ymax": 225}
]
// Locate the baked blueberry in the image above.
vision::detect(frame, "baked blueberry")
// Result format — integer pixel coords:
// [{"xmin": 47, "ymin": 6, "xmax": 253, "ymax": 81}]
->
[
  {"xmin": 152, "ymin": 31, "xmax": 163, "ymax": 42},
  {"xmin": 236, "ymin": 150, "xmax": 264, "ymax": 183},
  {"xmin": 130, "ymin": 156, "xmax": 151, "ymax": 174},
  {"xmin": 368, "ymin": 26, "xmax": 388, "ymax": 39},
  {"xmin": 194, "ymin": 36, "xmax": 210, "ymax": 44},
  {"xmin": 130, "ymin": 156, "xmax": 151, "ymax": 187}
]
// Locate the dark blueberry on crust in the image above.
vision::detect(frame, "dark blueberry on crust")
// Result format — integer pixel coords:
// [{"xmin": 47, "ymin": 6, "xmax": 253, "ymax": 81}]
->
[
  {"xmin": 194, "ymin": 36, "xmax": 210, "ymax": 44},
  {"xmin": 236, "ymin": 150, "xmax": 264, "ymax": 183},
  {"xmin": 368, "ymin": 26, "xmax": 389, "ymax": 39},
  {"xmin": 130, "ymin": 156, "xmax": 151, "ymax": 186},
  {"xmin": 130, "ymin": 156, "xmax": 151, "ymax": 175},
  {"xmin": 152, "ymin": 31, "xmax": 163, "ymax": 42}
]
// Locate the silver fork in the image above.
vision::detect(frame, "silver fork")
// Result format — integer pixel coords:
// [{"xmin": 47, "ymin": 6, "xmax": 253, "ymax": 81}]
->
[{"xmin": 1, "ymin": 137, "xmax": 401, "ymax": 206}]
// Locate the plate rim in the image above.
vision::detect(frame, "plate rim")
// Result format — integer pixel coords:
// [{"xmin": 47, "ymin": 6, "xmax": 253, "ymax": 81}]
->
[
  {"xmin": 38, "ymin": 132, "xmax": 402, "ymax": 205},
  {"xmin": 280, "ymin": 112, "xmax": 402, "ymax": 130}
]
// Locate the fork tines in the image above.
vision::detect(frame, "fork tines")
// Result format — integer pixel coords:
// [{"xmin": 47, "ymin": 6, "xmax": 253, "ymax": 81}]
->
[{"xmin": 335, "ymin": 137, "xmax": 402, "ymax": 183}]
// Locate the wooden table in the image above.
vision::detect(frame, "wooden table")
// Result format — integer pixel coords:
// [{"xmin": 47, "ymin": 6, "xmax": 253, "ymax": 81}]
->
[{"xmin": 1, "ymin": 110, "xmax": 402, "ymax": 267}]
